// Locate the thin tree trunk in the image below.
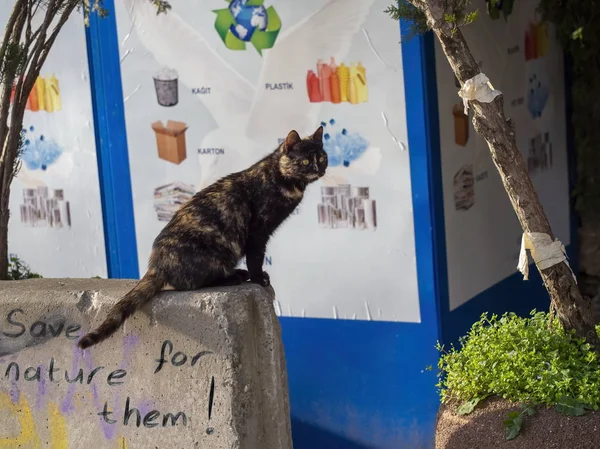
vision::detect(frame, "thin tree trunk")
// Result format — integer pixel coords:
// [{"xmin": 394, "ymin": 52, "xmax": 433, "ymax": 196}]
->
[
  {"xmin": 0, "ymin": 3, "xmax": 27, "ymax": 280},
  {"xmin": 408, "ymin": 0, "xmax": 599, "ymax": 345},
  {"xmin": 0, "ymin": 179, "xmax": 9, "ymax": 279}
]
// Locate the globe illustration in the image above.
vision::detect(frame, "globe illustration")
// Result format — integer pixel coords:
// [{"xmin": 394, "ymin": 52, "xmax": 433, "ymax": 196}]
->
[{"xmin": 229, "ymin": 0, "xmax": 268, "ymax": 42}]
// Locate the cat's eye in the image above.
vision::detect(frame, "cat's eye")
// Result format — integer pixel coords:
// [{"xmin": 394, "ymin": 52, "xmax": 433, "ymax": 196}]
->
[
  {"xmin": 319, "ymin": 156, "xmax": 325, "ymax": 162},
  {"xmin": 302, "ymin": 159, "xmax": 310, "ymax": 165}
]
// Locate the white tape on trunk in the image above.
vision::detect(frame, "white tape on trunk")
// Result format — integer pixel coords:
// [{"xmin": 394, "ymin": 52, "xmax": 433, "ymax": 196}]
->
[
  {"xmin": 457, "ymin": 73, "xmax": 501, "ymax": 115},
  {"xmin": 517, "ymin": 232, "xmax": 575, "ymax": 282}
]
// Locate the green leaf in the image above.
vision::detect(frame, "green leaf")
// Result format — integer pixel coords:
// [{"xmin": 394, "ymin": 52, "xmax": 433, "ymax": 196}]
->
[
  {"xmin": 504, "ymin": 411, "xmax": 524, "ymax": 440},
  {"xmin": 457, "ymin": 396, "xmax": 484, "ymax": 415},
  {"xmin": 555, "ymin": 396, "xmax": 586, "ymax": 416},
  {"xmin": 444, "ymin": 13, "xmax": 457, "ymax": 24},
  {"xmin": 571, "ymin": 26, "xmax": 584, "ymax": 41}
]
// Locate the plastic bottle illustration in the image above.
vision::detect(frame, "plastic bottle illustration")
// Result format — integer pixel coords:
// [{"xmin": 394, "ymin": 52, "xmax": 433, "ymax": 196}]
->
[
  {"xmin": 330, "ymin": 71, "xmax": 341, "ymax": 104},
  {"xmin": 44, "ymin": 77, "xmax": 53, "ymax": 112},
  {"xmin": 29, "ymin": 81, "xmax": 39, "ymax": 111},
  {"xmin": 329, "ymin": 58, "xmax": 341, "ymax": 104},
  {"xmin": 525, "ymin": 22, "xmax": 538, "ymax": 61},
  {"xmin": 356, "ymin": 62, "xmax": 368, "ymax": 103},
  {"xmin": 36, "ymin": 76, "xmax": 46, "ymax": 111},
  {"xmin": 348, "ymin": 63, "xmax": 358, "ymax": 104},
  {"xmin": 337, "ymin": 63, "xmax": 349, "ymax": 102},
  {"xmin": 47, "ymin": 74, "xmax": 61, "ymax": 112},
  {"xmin": 9, "ymin": 75, "xmax": 61, "ymax": 113},
  {"xmin": 307, "ymin": 59, "xmax": 367, "ymax": 105},
  {"xmin": 306, "ymin": 70, "xmax": 323, "ymax": 102},
  {"xmin": 317, "ymin": 59, "xmax": 325, "ymax": 99},
  {"xmin": 535, "ymin": 22, "xmax": 548, "ymax": 57},
  {"xmin": 321, "ymin": 62, "xmax": 333, "ymax": 102}
]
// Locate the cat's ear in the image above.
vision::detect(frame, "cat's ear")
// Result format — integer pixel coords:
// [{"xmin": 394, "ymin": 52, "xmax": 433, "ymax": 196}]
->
[
  {"xmin": 282, "ymin": 130, "xmax": 301, "ymax": 153},
  {"xmin": 311, "ymin": 126, "xmax": 324, "ymax": 143}
]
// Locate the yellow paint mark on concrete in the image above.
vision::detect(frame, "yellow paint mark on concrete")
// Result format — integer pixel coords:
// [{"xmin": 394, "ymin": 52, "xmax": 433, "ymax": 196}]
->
[
  {"xmin": 118, "ymin": 435, "xmax": 128, "ymax": 449},
  {"xmin": 48, "ymin": 402, "xmax": 68, "ymax": 449},
  {"xmin": 0, "ymin": 392, "xmax": 41, "ymax": 448},
  {"xmin": 74, "ymin": 392, "xmax": 84, "ymax": 409}
]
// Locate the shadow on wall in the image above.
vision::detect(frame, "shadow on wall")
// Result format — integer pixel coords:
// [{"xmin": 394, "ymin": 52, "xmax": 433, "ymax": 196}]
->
[
  {"xmin": 291, "ymin": 417, "xmax": 377, "ymax": 449},
  {"xmin": 292, "ymin": 418, "xmax": 434, "ymax": 449}
]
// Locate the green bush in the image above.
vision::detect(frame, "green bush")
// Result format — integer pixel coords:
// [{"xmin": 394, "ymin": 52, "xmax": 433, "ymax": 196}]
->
[
  {"xmin": 437, "ymin": 311, "xmax": 600, "ymax": 409},
  {"xmin": 6, "ymin": 254, "xmax": 42, "ymax": 280}
]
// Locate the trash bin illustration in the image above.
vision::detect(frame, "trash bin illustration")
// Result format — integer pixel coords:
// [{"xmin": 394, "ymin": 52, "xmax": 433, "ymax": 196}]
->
[{"xmin": 153, "ymin": 67, "xmax": 179, "ymax": 107}]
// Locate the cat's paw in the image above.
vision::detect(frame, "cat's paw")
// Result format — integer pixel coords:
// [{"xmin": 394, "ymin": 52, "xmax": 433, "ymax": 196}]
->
[
  {"xmin": 235, "ymin": 269, "xmax": 250, "ymax": 281},
  {"xmin": 250, "ymin": 271, "xmax": 270, "ymax": 287}
]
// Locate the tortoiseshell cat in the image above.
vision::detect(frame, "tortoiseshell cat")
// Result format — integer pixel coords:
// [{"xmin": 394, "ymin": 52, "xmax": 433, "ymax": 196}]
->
[{"xmin": 78, "ymin": 126, "xmax": 327, "ymax": 349}]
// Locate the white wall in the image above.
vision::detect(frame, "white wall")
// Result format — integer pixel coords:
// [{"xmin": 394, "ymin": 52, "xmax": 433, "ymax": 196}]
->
[
  {"xmin": 114, "ymin": 0, "xmax": 421, "ymax": 322},
  {"xmin": 435, "ymin": 0, "xmax": 571, "ymax": 310}
]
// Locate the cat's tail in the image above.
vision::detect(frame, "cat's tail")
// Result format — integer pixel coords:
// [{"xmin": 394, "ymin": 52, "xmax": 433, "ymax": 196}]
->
[{"xmin": 78, "ymin": 268, "xmax": 165, "ymax": 350}]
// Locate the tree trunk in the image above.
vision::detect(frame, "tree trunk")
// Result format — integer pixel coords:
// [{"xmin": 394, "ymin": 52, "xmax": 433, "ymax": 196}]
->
[
  {"xmin": 0, "ymin": 110, "xmax": 25, "ymax": 280},
  {"xmin": 409, "ymin": 0, "xmax": 599, "ymax": 346},
  {"xmin": 0, "ymin": 183, "xmax": 9, "ymax": 279},
  {"xmin": 0, "ymin": 94, "xmax": 15, "ymax": 280}
]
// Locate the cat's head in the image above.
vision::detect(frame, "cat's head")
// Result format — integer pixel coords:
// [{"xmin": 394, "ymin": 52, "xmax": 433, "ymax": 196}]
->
[{"xmin": 278, "ymin": 126, "xmax": 328, "ymax": 182}]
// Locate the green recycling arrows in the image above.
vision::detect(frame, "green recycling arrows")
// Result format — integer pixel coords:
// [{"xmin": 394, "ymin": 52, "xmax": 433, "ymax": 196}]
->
[{"xmin": 213, "ymin": 0, "xmax": 282, "ymax": 55}]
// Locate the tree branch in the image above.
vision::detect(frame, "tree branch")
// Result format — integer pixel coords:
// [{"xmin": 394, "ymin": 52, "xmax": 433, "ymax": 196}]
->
[
  {"xmin": 36, "ymin": 1, "xmax": 79, "ymax": 72},
  {"xmin": 0, "ymin": 0, "xmax": 27, "ymax": 77},
  {"xmin": 0, "ymin": 6, "xmax": 28, "ymax": 170},
  {"xmin": 18, "ymin": 0, "xmax": 60, "ymax": 87}
]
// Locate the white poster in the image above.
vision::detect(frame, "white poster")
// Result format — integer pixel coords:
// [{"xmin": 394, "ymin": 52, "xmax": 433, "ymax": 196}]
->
[
  {"xmin": 3, "ymin": 12, "xmax": 107, "ymax": 278},
  {"xmin": 435, "ymin": 0, "xmax": 571, "ymax": 310},
  {"xmin": 115, "ymin": 0, "xmax": 420, "ymax": 322}
]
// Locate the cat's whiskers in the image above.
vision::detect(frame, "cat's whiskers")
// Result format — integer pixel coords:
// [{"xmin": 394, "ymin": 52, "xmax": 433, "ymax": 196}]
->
[{"xmin": 320, "ymin": 173, "xmax": 337, "ymax": 185}]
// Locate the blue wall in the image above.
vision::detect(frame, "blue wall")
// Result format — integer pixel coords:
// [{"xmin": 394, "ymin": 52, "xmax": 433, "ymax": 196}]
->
[{"xmin": 85, "ymin": 1, "xmax": 139, "ymax": 279}]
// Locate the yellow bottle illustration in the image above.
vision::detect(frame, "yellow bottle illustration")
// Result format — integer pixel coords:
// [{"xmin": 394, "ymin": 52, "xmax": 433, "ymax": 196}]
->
[
  {"xmin": 337, "ymin": 63, "xmax": 349, "ymax": 102},
  {"xmin": 348, "ymin": 63, "xmax": 359, "ymax": 104},
  {"xmin": 47, "ymin": 74, "xmax": 62, "ymax": 112},
  {"xmin": 535, "ymin": 22, "xmax": 549, "ymax": 58},
  {"xmin": 35, "ymin": 76, "xmax": 46, "ymax": 111},
  {"xmin": 356, "ymin": 62, "xmax": 368, "ymax": 103},
  {"xmin": 44, "ymin": 76, "xmax": 53, "ymax": 112}
]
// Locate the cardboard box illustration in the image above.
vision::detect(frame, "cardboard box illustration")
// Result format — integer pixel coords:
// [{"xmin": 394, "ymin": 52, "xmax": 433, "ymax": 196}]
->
[
  {"xmin": 453, "ymin": 103, "xmax": 469, "ymax": 146},
  {"xmin": 151, "ymin": 120, "xmax": 188, "ymax": 164}
]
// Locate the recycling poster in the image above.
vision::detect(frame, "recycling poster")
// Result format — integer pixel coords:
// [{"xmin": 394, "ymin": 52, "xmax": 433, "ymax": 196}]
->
[
  {"xmin": 435, "ymin": 0, "xmax": 571, "ymax": 310},
  {"xmin": 3, "ymin": 10, "xmax": 107, "ymax": 278},
  {"xmin": 114, "ymin": 0, "xmax": 421, "ymax": 322}
]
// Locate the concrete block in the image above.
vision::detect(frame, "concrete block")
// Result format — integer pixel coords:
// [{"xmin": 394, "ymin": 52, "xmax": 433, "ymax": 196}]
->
[{"xmin": 0, "ymin": 279, "xmax": 292, "ymax": 449}]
